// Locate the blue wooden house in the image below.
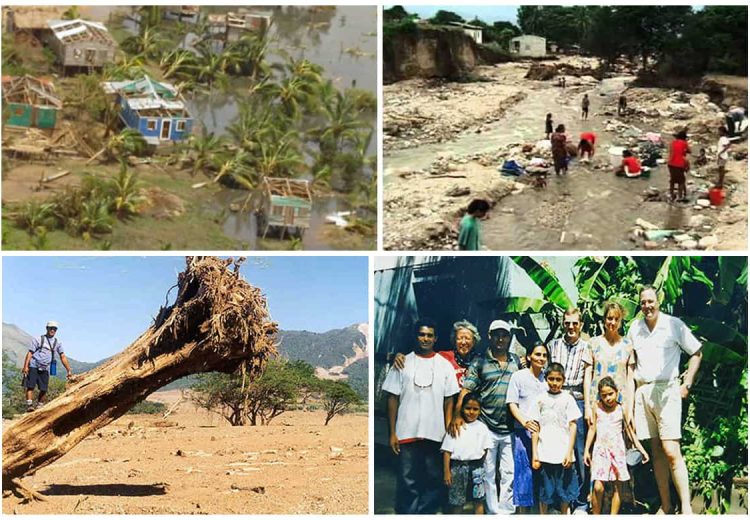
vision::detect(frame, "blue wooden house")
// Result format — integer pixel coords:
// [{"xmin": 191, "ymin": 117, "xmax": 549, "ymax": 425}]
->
[{"xmin": 101, "ymin": 76, "xmax": 192, "ymax": 145}]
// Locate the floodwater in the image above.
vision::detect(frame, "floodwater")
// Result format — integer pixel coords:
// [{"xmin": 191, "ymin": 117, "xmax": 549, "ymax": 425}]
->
[
  {"xmin": 84, "ymin": 6, "xmax": 376, "ymax": 250},
  {"xmin": 385, "ymin": 76, "xmax": 692, "ymax": 250},
  {"xmin": 214, "ymin": 191, "xmax": 372, "ymax": 250}
]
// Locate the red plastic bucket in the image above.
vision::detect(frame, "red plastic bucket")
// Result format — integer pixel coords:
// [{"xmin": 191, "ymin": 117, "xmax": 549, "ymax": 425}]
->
[{"xmin": 708, "ymin": 187, "xmax": 726, "ymax": 206}]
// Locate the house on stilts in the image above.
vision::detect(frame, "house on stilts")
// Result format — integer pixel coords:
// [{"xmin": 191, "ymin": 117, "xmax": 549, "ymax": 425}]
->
[{"xmin": 45, "ymin": 18, "xmax": 118, "ymax": 74}]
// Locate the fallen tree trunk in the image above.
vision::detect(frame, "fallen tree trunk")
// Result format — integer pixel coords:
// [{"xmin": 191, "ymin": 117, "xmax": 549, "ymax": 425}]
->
[{"xmin": 2, "ymin": 256, "xmax": 277, "ymax": 494}]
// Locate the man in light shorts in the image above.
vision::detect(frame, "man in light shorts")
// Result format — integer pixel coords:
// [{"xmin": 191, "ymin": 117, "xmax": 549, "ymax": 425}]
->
[{"xmin": 626, "ymin": 286, "xmax": 703, "ymax": 514}]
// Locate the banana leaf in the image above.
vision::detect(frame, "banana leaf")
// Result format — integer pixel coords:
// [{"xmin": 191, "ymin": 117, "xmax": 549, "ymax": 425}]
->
[
  {"xmin": 498, "ymin": 297, "xmax": 556, "ymax": 314},
  {"xmin": 575, "ymin": 256, "xmax": 611, "ymax": 302},
  {"xmin": 512, "ymin": 257, "xmax": 574, "ymax": 311},
  {"xmin": 683, "ymin": 316, "xmax": 747, "ymax": 352},
  {"xmin": 717, "ymin": 257, "xmax": 748, "ymax": 304},
  {"xmin": 700, "ymin": 340, "xmax": 745, "ymax": 365}
]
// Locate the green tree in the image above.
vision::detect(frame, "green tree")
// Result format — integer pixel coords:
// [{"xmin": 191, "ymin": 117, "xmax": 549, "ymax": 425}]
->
[
  {"xmin": 383, "ymin": 6, "xmax": 411, "ymax": 23},
  {"xmin": 430, "ymin": 10, "xmax": 465, "ymax": 25},
  {"xmin": 321, "ymin": 380, "xmax": 361, "ymax": 425}
]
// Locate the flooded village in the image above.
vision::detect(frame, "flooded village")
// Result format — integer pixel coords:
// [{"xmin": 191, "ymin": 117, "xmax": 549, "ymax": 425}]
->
[
  {"xmin": 383, "ymin": 6, "xmax": 748, "ymax": 251},
  {"xmin": 2, "ymin": 5, "xmax": 377, "ymax": 250}
]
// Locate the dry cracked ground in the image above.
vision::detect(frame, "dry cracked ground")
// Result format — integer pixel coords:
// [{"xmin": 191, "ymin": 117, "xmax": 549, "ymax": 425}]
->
[{"xmin": 2, "ymin": 390, "xmax": 367, "ymax": 515}]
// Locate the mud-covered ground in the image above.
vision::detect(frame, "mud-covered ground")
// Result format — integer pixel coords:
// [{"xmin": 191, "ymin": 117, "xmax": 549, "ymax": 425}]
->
[
  {"xmin": 383, "ymin": 57, "xmax": 747, "ymax": 251},
  {"xmin": 2, "ymin": 391, "xmax": 368, "ymax": 514}
]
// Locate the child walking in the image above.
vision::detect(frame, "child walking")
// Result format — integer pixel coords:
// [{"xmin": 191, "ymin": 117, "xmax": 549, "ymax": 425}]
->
[
  {"xmin": 530, "ymin": 362, "xmax": 582, "ymax": 515},
  {"xmin": 458, "ymin": 199, "xmax": 490, "ymax": 251},
  {"xmin": 584, "ymin": 377, "xmax": 649, "ymax": 514},
  {"xmin": 441, "ymin": 393, "xmax": 492, "ymax": 514}
]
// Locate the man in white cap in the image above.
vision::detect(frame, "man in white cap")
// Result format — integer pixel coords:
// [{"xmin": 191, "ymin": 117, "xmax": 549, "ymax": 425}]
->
[
  {"xmin": 450, "ymin": 319, "xmax": 521, "ymax": 514},
  {"xmin": 626, "ymin": 286, "xmax": 702, "ymax": 514},
  {"xmin": 22, "ymin": 321, "xmax": 72, "ymax": 412}
]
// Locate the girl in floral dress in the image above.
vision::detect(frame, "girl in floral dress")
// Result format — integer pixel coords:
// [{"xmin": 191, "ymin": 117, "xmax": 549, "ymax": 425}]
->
[{"xmin": 584, "ymin": 377, "xmax": 649, "ymax": 514}]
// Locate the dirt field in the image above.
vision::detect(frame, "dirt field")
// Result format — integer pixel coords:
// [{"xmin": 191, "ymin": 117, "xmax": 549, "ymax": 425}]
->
[{"xmin": 2, "ymin": 391, "xmax": 368, "ymax": 514}]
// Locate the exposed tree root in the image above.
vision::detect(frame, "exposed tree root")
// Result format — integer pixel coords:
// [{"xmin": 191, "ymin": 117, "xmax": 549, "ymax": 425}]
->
[{"xmin": 2, "ymin": 256, "xmax": 277, "ymax": 495}]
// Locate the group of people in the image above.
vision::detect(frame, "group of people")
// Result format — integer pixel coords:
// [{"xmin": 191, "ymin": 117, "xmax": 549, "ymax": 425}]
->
[{"xmin": 383, "ymin": 286, "xmax": 703, "ymax": 515}]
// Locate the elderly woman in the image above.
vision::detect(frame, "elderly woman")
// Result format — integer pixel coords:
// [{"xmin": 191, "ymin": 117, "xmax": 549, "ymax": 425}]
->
[
  {"xmin": 583, "ymin": 301, "xmax": 635, "ymax": 427},
  {"xmin": 393, "ymin": 319, "xmax": 481, "ymax": 385}
]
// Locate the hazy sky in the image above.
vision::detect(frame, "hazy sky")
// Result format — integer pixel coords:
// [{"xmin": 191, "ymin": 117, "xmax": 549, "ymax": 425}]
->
[
  {"xmin": 391, "ymin": 5, "xmax": 519, "ymax": 23},
  {"xmin": 3, "ymin": 256, "xmax": 368, "ymax": 361}
]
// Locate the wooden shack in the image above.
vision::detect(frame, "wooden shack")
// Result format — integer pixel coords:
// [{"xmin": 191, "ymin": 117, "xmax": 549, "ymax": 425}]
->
[
  {"xmin": 45, "ymin": 19, "xmax": 118, "ymax": 74},
  {"xmin": 207, "ymin": 9, "xmax": 271, "ymax": 43},
  {"xmin": 258, "ymin": 177, "xmax": 312, "ymax": 239},
  {"xmin": 163, "ymin": 6, "xmax": 200, "ymax": 23},
  {"xmin": 2, "ymin": 75, "xmax": 62, "ymax": 129},
  {"xmin": 102, "ymin": 75, "xmax": 193, "ymax": 145}
]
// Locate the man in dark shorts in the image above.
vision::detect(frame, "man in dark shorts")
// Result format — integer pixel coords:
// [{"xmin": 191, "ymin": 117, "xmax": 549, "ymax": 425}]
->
[
  {"xmin": 667, "ymin": 130, "xmax": 690, "ymax": 202},
  {"xmin": 581, "ymin": 94, "xmax": 590, "ymax": 120},
  {"xmin": 22, "ymin": 321, "xmax": 73, "ymax": 412}
]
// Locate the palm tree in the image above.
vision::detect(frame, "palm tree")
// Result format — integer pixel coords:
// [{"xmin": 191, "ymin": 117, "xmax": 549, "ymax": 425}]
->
[
  {"xmin": 108, "ymin": 162, "xmax": 143, "ymax": 218},
  {"xmin": 316, "ymin": 89, "xmax": 366, "ymax": 155},
  {"xmin": 256, "ymin": 131, "xmax": 305, "ymax": 178},
  {"xmin": 160, "ymin": 48, "xmax": 198, "ymax": 81},
  {"xmin": 105, "ymin": 129, "xmax": 148, "ymax": 163},
  {"xmin": 121, "ymin": 27, "xmax": 167, "ymax": 61},
  {"xmin": 188, "ymin": 133, "xmax": 226, "ymax": 177}
]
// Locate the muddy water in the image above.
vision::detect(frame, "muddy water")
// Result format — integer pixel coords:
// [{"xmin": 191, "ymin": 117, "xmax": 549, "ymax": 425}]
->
[
  {"xmin": 387, "ymin": 76, "xmax": 690, "ymax": 250},
  {"xmin": 87, "ymin": 6, "xmax": 376, "ymax": 250},
  {"xmin": 213, "ymin": 192, "xmax": 370, "ymax": 250}
]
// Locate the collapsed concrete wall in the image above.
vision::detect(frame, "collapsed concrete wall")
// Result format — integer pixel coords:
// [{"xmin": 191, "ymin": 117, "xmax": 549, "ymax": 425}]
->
[{"xmin": 384, "ymin": 26, "xmax": 479, "ymax": 83}]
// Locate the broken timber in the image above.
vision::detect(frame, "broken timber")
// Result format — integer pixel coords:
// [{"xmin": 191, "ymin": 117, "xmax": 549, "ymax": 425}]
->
[{"xmin": 2, "ymin": 256, "xmax": 277, "ymax": 495}]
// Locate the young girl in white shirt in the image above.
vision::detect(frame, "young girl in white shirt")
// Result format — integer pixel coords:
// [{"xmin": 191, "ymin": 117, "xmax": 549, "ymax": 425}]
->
[{"xmin": 441, "ymin": 392, "xmax": 492, "ymax": 514}]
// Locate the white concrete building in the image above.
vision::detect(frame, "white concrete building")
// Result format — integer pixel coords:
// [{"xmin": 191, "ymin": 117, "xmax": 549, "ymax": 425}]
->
[{"xmin": 510, "ymin": 34, "xmax": 546, "ymax": 57}]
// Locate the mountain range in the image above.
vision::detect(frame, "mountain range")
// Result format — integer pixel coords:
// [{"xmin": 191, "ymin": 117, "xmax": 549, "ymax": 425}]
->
[{"xmin": 2, "ymin": 322, "xmax": 368, "ymax": 397}]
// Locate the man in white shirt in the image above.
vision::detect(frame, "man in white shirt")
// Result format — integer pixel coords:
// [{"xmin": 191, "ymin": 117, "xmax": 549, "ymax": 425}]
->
[
  {"xmin": 382, "ymin": 318, "xmax": 460, "ymax": 514},
  {"xmin": 626, "ymin": 286, "xmax": 703, "ymax": 514}
]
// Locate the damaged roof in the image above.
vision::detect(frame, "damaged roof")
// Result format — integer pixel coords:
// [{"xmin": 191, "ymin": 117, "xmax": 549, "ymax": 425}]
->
[
  {"xmin": 2, "ymin": 75, "xmax": 62, "ymax": 108},
  {"xmin": 47, "ymin": 18, "xmax": 117, "ymax": 46},
  {"xmin": 102, "ymin": 75, "xmax": 188, "ymax": 112}
]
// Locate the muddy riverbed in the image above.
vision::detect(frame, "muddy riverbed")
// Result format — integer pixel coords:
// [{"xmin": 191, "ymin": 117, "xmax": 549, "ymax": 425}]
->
[{"xmin": 383, "ymin": 58, "xmax": 747, "ymax": 251}]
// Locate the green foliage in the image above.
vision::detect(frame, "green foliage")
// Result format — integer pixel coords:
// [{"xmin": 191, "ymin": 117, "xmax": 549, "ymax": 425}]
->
[
  {"xmin": 383, "ymin": 6, "xmax": 411, "ymax": 23},
  {"xmin": 321, "ymin": 380, "xmax": 361, "ymax": 425},
  {"xmin": 127, "ymin": 400, "xmax": 167, "ymax": 415},
  {"xmin": 106, "ymin": 129, "xmax": 148, "ymax": 162},
  {"xmin": 109, "ymin": 162, "xmax": 144, "ymax": 219},
  {"xmin": 513, "ymin": 256, "xmax": 748, "ymax": 510},
  {"xmin": 429, "ymin": 10, "xmax": 465, "ymax": 25},
  {"xmin": 191, "ymin": 359, "xmax": 321, "ymax": 426}
]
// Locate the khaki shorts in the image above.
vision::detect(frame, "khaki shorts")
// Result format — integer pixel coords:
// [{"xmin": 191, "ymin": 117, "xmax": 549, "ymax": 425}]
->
[{"xmin": 634, "ymin": 380, "xmax": 682, "ymax": 440}]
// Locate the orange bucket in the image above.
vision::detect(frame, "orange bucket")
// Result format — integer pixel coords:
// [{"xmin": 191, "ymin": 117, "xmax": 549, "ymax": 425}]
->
[{"xmin": 708, "ymin": 187, "xmax": 726, "ymax": 206}]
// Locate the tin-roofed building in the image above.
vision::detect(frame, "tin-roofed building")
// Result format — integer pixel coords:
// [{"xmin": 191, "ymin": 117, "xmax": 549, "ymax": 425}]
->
[
  {"xmin": 45, "ymin": 19, "xmax": 118, "ymax": 73},
  {"xmin": 102, "ymin": 75, "xmax": 193, "ymax": 145}
]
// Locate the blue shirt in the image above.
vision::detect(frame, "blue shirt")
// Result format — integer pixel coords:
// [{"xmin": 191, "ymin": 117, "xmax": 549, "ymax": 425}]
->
[
  {"xmin": 29, "ymin": 335, "xmax": 64, "ymax": 371},
  {"xmin": 463, "ymin": 350, "xmax": 520, "ymax": 433}
]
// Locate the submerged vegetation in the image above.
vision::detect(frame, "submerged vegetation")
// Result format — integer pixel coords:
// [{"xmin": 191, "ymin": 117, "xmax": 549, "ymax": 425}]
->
[{"xmin": 2, "ymin": 5, "xmax": 377, "ymax": 249}]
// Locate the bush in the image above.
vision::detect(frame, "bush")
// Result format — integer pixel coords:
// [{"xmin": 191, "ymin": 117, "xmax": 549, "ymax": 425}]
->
[{"xmin": 127, "ymin": 400, "xmax": 167, "ymax": 415}]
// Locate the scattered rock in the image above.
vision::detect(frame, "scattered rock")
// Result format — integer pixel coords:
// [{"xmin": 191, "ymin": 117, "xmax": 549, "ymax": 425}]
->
[
  {"xmin": 446, "ymin": 185, "xmax": 471, "ymax": 197},
  {"xmin": 680, "ymin": 239, "xmax": 699, "ymax": 250},
  {"xmin": 698, "ymin": 235, "xmax": 719, "ymax": 249}
]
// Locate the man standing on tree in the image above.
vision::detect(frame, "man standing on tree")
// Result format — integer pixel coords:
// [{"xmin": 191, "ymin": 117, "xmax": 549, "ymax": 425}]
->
[
  {"xmin": 22, "ymin": 321, "xmax": 72, "ymax": 412},
  {"xmin": 626, "ymin": 286, "xmax": 702, "ymax": 514}
]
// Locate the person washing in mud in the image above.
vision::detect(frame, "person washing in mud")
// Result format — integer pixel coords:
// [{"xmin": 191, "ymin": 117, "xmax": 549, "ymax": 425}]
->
[
  {"xmin": 22, "ymin": 321, "xmax": 73, "ymax": 412},
  {"xmin": 615, "ymin": 149, "xmax": 642, "ymax": 178},
  {"xmin": 577, "ymin": 132, "xmax": 596, "ymax": 162}
]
